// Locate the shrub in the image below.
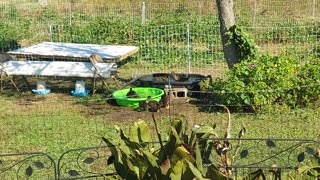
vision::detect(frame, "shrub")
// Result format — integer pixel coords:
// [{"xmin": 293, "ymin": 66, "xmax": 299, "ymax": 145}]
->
[
  {"xmin": 0, "ymin": 22, "xmax": 22, "ymax": 51},
  {"xmin": 200, "ymin": 54, "xmax": 303, "ymax": 112},
  {"xmin": 297, "ymin": 57, "xmax": 320, "ymax": 106}
]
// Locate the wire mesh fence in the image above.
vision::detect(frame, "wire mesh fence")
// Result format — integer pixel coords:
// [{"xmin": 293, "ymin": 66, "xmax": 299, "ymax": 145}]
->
[
  {"xmin": 1, "ymin": 1, "xmax": 319, "ymax": 77},
  {"xmin": 0, "ymin": 1, "xmax": 320, "ymax": 178}
]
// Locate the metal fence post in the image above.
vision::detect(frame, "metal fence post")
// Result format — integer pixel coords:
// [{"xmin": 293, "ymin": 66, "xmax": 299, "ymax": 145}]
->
[
  {"xmin": 38, "ymin": 0, "xmax": 48, "ymax": 6},
  {"xmin": 312, "ymin": 0, "xmax": 316, "ymax": 19},
  {"xmin": 69, "ymin": 0, "xmax": 72, "ymax": 26},
  {"xmin": 48, "ymin": 24, "xmax": 53, "ymax": 42},
  {"xmin": 141, "ymin": 2, "xmax": 146, "ymax": 25},
  {"xmin": 186, "ymin": 23, "xmax": 191, "ymax": 74},
  {"xmin": 198, "ymin": 1, "xmax": 202, "ymax": 16},
  {"xmin": 253, "ymin": 0, "xmax": 257, "ymax": 27}
]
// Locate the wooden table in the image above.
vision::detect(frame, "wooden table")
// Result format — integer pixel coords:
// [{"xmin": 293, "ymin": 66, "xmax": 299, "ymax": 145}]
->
[
  {"xmin": 7, "ymin": 42, "xmax": 139, "ymax": 63},
  {"xmin": 2, "ymin": 42, "xmax": 139, "ymax": 93}
]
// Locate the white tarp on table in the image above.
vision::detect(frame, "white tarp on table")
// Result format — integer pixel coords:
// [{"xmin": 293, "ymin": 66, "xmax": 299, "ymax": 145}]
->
[
  {"xmin": 7, "ymin": 42, "xmax": 139, "ymax": 61},
  {"xmin": 0, "ymin": 61, "xmax": 117, "ymax": 78}
]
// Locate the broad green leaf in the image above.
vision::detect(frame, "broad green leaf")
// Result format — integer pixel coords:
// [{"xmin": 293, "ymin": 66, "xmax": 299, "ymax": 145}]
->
[
  {"xmin": 192, "ymin": 125, "xmax": 214, "ymax": 135},
  {"xmin": 240, "ymin": 93, "xmax": 246, "ymax": 100},
  {"xmin": 118, "ymin": 134, "xmax": 132, "ymax": 155},
  {"xmin": 160, "ymin": 130, "xmax": 178, "ymax": 161},
  {"xmin": 243, "ymin": 168, "xmax": 265, "ymax": 180},
  {"xmin": 119, "ymin": 129, "xmax": 141, "ymax": 154},
  {"xmin": 194, "ymin": 143, "xmax": 204, "ymax": 174},
  {"xmin": 174, "ymin": 145, "xmax": 195, "ymax": 163},
  {"xmin": 298, "ymin": 165, "xmax": 320, "ymax": 174},
  {"xmin": 115, "ymin": 151, "xmax": 132, "ymax": 178},
  {"xmin": 101, "ymin": 137, "xmax": 124, "ymax": 170},
  {"xmin": 307, "ymin": 168, "xmax": 319, "ymax": 178},
  {"xmin": 142, "ymin": 149, "xmax": 159, "ymax": 168},
  {"xmin": 124, "ymin": 157, "xmax": 140, "ymax": 179},
  {"xmin": 169, "ymin": 126, "xmax": 182, "ymax": 145},
  {"xmin": 244, "ymin": 98, "xmax": 250, "ymax": 105},
  {"xmin": 186, "ymin": 160, "xmax": 204, "ymax": 180},
  {"xmin": 133, "ymin": 154, "xmax": 149, "ymax": 179},
  {"xmin": 129, "ymin": 120, "xmax": 151, "ymax": 143},
  {"xmin": 170, "ymin": 159, "xmax": 183, "ymax": 180},
  {"xmin": 206, "ymin": 164, "xmax": 230, "ymax": 180},
  {"xmin": 171, "ymin": 118, "xmax": 186, "ymax": 137},
  {"xmin": 309, "ymin": 156, "xmax": 320, "ymax": 166},
  {"xmin": 101, "ymin": 137, "xmax": 115, "ymax": 147}
]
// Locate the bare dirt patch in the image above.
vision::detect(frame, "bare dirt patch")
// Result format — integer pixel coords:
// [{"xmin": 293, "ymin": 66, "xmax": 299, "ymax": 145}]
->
[
  {"xmin": 1, "ymin": 75, "xmax": 209, "ymax": 125},
  {"xmin": 83, "ymin": 98, "xmax": 203, "ymax": 124}
]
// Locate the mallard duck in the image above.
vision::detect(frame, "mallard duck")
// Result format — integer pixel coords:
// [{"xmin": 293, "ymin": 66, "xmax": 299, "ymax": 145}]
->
[
  {"xmin": 147, "ymin": 96, "xmax": 161, "ymax": 112},
  {"xmin": 160, "ymin": 91, "xmax": 174, "ymax": 109},
  {"xmin": 126, "ymin": 87, "xmax": 139, "ymax": 98}
]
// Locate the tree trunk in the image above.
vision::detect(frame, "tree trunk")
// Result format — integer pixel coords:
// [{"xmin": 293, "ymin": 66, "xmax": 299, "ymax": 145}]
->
[{"xmin": 216, "ymin": 0, "xmax": 240, "ymax": 69}]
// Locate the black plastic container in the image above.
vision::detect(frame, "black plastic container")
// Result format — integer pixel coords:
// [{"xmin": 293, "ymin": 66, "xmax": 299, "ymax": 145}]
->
[{"xmin": 131, "ymin": 73, "xmax": 210, "ymax": 96}]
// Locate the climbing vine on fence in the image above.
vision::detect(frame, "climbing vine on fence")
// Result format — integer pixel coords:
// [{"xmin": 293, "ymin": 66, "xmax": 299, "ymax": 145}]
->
[{"xmin": 227, "ymin": 25, "xmax": 258, "ymax": 62}]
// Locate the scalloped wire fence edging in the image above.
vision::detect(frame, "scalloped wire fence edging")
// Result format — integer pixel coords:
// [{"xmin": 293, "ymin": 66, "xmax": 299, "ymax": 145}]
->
[
  {"xmin": 0, "ymin": 138, "xmax": 319, "ymax": 179},
  {"xmin": 0, "ymin": 152, "xmax": 57, "ymax": 180}
]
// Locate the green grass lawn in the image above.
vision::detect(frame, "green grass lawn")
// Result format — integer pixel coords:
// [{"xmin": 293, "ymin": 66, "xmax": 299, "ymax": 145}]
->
[
  {"xmin": 1, "ymin": 91, "xmax": 319, "ymax": 158},
  {"xmin": 0, "ymin": 86, "xmax": 319, "ymax": 180}
]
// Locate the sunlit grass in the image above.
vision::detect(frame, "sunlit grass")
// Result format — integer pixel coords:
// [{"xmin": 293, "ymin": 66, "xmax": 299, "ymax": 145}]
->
[
  {"xmin": 0, "ymin": 91, "xmax": 319, "ymax": 180},
  {"xmin": 1, "ymin": 82, "xmax": 319, "ymax": 160},
  {"xmin": 0, "ymin": 93, "xmax": 119, "ymax": 159}
]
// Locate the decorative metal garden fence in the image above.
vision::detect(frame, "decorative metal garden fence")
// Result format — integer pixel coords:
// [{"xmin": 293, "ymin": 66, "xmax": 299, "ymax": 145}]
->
[{"xmin": 1, "ymin": 138, "xmax": 319, "ymax": 179}]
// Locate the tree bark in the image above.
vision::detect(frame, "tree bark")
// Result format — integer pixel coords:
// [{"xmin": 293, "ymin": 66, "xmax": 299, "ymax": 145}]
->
[{"xmin": 216, "ymin": 0, "xmax": 240, "ymax": 69}]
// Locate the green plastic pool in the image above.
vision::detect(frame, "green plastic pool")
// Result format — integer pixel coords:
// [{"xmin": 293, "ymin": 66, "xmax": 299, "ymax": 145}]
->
[{"xmin": 112, "ymin": 87, "xmax": 164, "ymax": 107}]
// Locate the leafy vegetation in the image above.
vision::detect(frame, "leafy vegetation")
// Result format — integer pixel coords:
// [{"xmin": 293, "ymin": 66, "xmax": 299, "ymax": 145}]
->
[
  {"xmin": 0, "ymin": 21, "xmax": 21, "ymax": 51},
  {"xmin": 298, "ymin": 151, "xmax": 320, "ymax": 179},
  {"xmin": 102, "ymin": 111, "xmax": 320, "ymax": 179},
  {"xmin": 227, "ymin": 25, "xmax": 258, "ymax": 61},
  {"xmin": 201, "ymin": 57, "xmax": 320, "ymax": 112},
  {"xmin": 102, "ymin": 108, "xmax": 247, "ymax": 179},
  {"xmin": 0, "ymin": 1, "xmax": 318, "ymax": 67},
  {"xmin": 200, "ymin": 25, "xmax": 320, "ymax": 112}
]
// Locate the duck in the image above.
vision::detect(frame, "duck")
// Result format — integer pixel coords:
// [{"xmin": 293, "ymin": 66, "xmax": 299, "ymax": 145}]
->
[
  {"xmin": 147, "ymin": 96, "xmax": 161, "ymax": 112},
  {"xmin": 160, "ymin": 91, "xmax": 174, "ymax": 109},
  {"xmin": 206, "ymin": 75, "xmax": 213, "ymax": 84},
  {"xmin": 126, "ymin": 87, "xmax": 139, "ymax": 98},
  {"xmin": 135, "ymin": 99, "xmax": 148, "ymax": 112},
  {"xmin": 89, "ymin": 53, "xmax": 104, "ymax": 64},
  {"xmin": 170, "ymin": 71, "xmax": 180, "ymax": 81}
]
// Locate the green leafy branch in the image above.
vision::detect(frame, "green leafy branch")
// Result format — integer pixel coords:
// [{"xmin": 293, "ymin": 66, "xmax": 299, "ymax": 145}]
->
[{"xmin": 227, "ymin": 25, "xmax": 258, "ymax": 61}]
